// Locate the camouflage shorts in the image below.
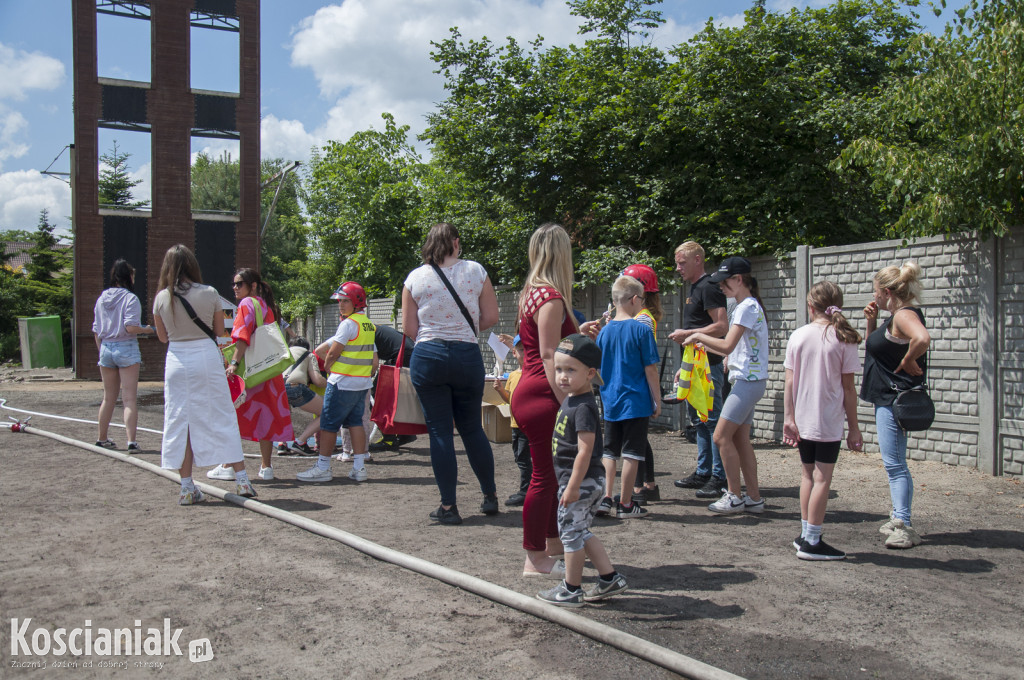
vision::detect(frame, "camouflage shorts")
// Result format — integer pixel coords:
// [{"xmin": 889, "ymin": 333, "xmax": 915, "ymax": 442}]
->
[{"xmin": 556, "ymin": 475, "xmax": 605, "ymax": 553}]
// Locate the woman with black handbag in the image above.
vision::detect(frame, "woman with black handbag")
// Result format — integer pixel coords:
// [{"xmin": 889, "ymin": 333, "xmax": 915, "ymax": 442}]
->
[{"xmin": 861, "ymin": 262, "xmax": 931, "ymax": 549}]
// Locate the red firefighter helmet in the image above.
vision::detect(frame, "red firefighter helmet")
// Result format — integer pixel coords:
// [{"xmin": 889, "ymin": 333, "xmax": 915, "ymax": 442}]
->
[
  {"xmin": 622, "ymin": 264, "xmax": 659, "ymax": 293},
  {"xmin": 331, "ymin": 281, "xmax": 367, "ymax": 310}
]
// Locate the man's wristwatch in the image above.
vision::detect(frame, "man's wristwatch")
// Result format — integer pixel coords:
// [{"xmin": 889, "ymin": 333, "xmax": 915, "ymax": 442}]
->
[{"xmin": 229, "ymin": 359, "xmax": 240, "ymax": 367}]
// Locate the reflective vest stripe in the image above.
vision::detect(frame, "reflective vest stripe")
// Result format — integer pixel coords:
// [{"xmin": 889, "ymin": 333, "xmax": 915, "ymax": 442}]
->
[{"xmin": 330, "ymin": 312, "xmax": 376, "ymax": 377}]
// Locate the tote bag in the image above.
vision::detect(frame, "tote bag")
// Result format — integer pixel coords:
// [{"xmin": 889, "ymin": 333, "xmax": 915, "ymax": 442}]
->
[
  {"xmin": 221, "ymin": 299, "xmax": 292, "ymax": 388},
  {"xmin": 370, "ymin": 338, "xmax": 427, "ymax": 435}
]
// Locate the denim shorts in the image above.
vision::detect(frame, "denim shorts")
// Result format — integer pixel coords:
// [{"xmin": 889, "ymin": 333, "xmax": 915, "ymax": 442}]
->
[
  {"xmin": 720, "ymin": 379, "xmax": 767, "ymax": 426},
  {"xmin": 320, "ymin": 384, "xmax": 368, "ymax": 433},
  {"xmin": 98, "ymin": 339, "xmax": 141, "ymax": 368},
  {"xmin": 286, "ymin": 384, "xmax": 316, "ymax": 408}
]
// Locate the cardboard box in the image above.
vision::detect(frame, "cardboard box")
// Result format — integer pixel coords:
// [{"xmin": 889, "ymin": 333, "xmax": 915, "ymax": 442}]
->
[{"xmin": 481, "ymin": 403, "xmax": 513, "ymax": 443}]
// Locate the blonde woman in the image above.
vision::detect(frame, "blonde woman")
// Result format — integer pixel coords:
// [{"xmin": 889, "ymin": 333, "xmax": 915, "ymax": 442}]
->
[
  {"xmin": 861, "ymin": 262, "xmax": 930, "ymax": 549},
  {"xmin": 511, "ymin": 223, "xmax": 579, "ymax": 577}
]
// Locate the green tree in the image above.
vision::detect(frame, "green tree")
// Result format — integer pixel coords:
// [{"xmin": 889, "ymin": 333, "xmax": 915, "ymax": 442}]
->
[
  {"xmin": 98, "ymin": 140, "xmax": 147, "ymax": 208},
  {"xmin": 303, "ymin": 113, "xmax": 426, "ymax": 302},
  {"xmin": 190, "ymin": 151, "xmax": 240, "ymax": 213},
  {"xmin": 835, "ymin": 0, "xmax": 1024, "ymax": 238},
  {"xmin": 259, "ymin": 158, "xmax": 310, "ymax": 319}
]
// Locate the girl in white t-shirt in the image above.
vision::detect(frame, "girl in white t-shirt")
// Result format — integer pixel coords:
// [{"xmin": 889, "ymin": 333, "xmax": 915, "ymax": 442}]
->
[
  {"xmin": 682, "ymin": 257, "xmax": 769, "ymax": 515},
  {"xmin": 783, "ymin": 281, "xmax": 863, "ymax": 560}
]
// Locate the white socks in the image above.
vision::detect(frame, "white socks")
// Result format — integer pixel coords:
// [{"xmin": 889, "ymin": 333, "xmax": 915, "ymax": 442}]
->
[
  {"xmin": 353, "ymin": 454, "xmax": 366, "ymax": 471},
  {"xmin": 800, "ymin": 519, "xmax": 808, "ymax": 538},
  {"xmin": 181, "ymin": 476, "xmax": 195, "ymax": 491},
  {"xmin": 806, "ymin": 523, "xmax": 822, "ymax": 546},
  {"xmin": 317, "ymin": 455, "xmax": 332, "ymax": 470},
  {"xmin": 236, "ymin": 469, "xmax": 250, "ymax": 482}
]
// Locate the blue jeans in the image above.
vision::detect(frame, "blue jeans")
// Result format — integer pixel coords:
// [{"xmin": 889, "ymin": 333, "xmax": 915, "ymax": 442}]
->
[
  {"xmin": 410, "ymin": 340, "xmax": 496, "ymax": 507},
  {"xmin": 693, "ymin": 362, "xmax": 725, "ymax": 479},
  {"xmin": 876, "ymin": 404, "xmax": 913, "ymax": 524}
]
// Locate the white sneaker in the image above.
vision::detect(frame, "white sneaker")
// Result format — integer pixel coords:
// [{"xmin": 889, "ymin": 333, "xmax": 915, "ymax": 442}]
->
[
  {"xmin": 297, "ymin": 465, "xmax": 333, "ymax": 483},
  {"xmin": 348, "ymin": 467, "xmax": 368, "ymax": 482},
  {"xmin": 332, "ymin": 451, "xmax": 353, "ymax": 462},
  {"xmin": 742, "ymin": 494, "xmax": 765, "ymax": 514},
  {"xmin": 257, "ymin": 466, "xmax": 274, "ymax": 481},
  {"xmin": 708, "ymin": 491, "xmax": 746, "ymax": 514},
  {"xmin": 206, "ymin": 464, "xmax": 234, "ymax": 481}
]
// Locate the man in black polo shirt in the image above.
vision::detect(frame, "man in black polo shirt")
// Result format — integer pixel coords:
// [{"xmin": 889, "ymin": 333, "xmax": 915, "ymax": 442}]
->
[{"xmin": 668, "ymin": 241, "xmax": 729, "ymax": 497}]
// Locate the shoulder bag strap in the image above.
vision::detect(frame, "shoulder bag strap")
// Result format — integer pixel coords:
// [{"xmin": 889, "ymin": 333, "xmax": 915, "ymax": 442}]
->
[
  {"xmin": 430, "ymin": 263, "xmax": 478, "ymax": 336},
  {"xmin": 173, "ymin": 292, "xmax": 216, "ymax": 342},
  {"xmin": 283, "ymin": 349, "xmax": 311, "ymax": 381}
]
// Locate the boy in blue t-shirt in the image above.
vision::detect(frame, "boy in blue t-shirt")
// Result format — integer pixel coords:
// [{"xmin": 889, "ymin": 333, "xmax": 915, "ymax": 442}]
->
[{"xmin": 596, "ymin": 276, "xmax": 661, "ymax": 519}]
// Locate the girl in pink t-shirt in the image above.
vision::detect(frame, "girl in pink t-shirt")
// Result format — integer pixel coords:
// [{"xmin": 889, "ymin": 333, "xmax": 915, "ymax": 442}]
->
[{"xmin": 783, "ymin": 280, "xmax": 863, "ymax": 561}]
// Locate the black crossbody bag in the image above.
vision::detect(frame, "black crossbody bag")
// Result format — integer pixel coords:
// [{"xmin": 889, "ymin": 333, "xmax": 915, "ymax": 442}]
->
[
  {"xmin": 430, "ymin": 263, "xmax": 478, "ymax": 336},
  {"xmin": 891, "ymin": 383, "xmax": 935, "ymax": 431},
  {"xmin": 173, "ymin": 293, "xmax": 217, "ymax": 343}
]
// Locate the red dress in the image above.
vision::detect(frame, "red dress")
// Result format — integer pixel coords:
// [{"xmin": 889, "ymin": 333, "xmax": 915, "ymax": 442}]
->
[
  {"xmin": 231, "ymin": 297, "xmax": 294, "ymax": 443},
  {"xmin": 510, "ymin": 287, "xmax": 577, "ymax": 552}
]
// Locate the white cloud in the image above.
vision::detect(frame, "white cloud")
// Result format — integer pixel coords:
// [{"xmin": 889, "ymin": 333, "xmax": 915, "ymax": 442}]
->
[
  {"xmin": 0, "ymin": 169, "xmax": 71, "ymax": 232},
  {"xmin": 288, "ymin": 0, "xmax": 585, "ymax": 149},
  {"xmin": 0, "ymin": 105, "xmax": 29, "ymax": 170},
  {"xmin": 0, "ymin": 43, "xmax": 66, "ymax": 101},
  {"xmin": 261, "ymin": 114, "xmax": 317, "ymax": 162}
]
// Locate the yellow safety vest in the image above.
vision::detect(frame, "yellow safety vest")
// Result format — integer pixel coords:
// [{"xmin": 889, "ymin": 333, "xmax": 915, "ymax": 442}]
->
[
  {"xmin": 634, "ymin": 308, "xmax": 657, "ymax": 334},
  {"xmin": 330, "ymin": 312, "xmax": 376, "ymax": 378},
  {"xmin": 677, "ymin": 344, "xmax": 713, "ymax": 422}
]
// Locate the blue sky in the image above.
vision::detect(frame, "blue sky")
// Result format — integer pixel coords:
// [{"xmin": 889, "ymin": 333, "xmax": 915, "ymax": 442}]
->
[{"xmin": 0, "ymin": 0, "xmax": 961, "ymax": 233}]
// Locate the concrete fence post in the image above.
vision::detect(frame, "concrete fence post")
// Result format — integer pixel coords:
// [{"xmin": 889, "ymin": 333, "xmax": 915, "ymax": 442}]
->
[{"xmin": 977, "ymin": 234, "xmax": 999, "ymax": 475}]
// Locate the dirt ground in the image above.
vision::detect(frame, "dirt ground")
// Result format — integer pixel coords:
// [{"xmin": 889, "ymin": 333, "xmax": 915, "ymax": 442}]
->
[{"xmin": 1, "ymin": 368, "xmax": 1022, "ymax": 679}]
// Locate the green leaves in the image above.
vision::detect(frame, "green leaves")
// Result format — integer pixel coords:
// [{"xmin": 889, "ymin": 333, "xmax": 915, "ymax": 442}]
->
[{"xmin": 835, "ymin": 0, "xmax": 1024, "ymax": 239}]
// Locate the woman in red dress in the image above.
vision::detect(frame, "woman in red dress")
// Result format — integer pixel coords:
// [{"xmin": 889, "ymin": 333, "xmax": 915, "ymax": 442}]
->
[
  {"xmin": 511, "ymin": 223, "xmax": 579, "ymax": 576},
  {"xmin": 210, "ymin": 268, "xmax": 293, "ymax": 483}
]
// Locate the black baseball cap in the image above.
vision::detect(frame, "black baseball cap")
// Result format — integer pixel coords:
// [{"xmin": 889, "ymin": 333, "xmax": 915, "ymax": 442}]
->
[
  {"xmin": 556, "ymin": 333, "xmax": 604, "ymax": 386},
  {"xmin": 708, "ymin": 256, "xmax": 752, "ymax": 283}
]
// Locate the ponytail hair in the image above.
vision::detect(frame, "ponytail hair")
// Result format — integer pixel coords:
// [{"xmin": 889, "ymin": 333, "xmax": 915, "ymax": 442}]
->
[
  {"xmin": 235, "ymin": 268, "xmax": 281, "ymax": 322},
  {"xmin": 874, "ymin": 261, "xmax": 924, "ymax": 306},
  {"xmin": 808, "ymin": 280, "xmax": 861, "ymax": 345},
  {"xmin": 739, "ymin": 273, "xmax": 765, "ymax": 317}
]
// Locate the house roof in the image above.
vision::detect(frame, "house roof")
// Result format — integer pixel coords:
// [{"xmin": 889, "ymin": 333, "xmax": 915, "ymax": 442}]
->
[{"xmin": 3, "ymin": 241, "xmax": 72, "ymax": 272}]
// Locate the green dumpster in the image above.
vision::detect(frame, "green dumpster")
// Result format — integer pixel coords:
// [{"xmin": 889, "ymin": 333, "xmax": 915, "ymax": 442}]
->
[{"xmin": 18, "ymin": 315, "xmax": 65, "ymax": 369}]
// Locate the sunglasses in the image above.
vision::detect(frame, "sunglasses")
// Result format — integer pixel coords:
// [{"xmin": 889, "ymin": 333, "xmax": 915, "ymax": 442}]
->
[{"xmin": 232, "ymin": 281, "xmax": 246, "ymax": 288}]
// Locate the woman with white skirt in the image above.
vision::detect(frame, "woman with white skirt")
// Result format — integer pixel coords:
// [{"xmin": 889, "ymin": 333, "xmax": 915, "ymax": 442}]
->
[{"xmin": 152, "ymin": 244, "xmax": 256, "ymax": 504}]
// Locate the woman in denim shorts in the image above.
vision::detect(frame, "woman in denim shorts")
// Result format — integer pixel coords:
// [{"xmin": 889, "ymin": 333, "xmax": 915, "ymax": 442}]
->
[{"xmin": 92, "ymin": 259, "xmax": 156, "ymax": 450}]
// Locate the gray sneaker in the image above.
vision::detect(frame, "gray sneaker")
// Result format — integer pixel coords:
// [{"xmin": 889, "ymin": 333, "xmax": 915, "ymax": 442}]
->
[
  {"xmin": 583, "ymin": 574, "xmax": 628, "ymax": 602},
  {"xmin": 537, "ymin": 580, "xmax": 585, "ymax": 608},
  {"xmin": 879, "ymin": 516, "xmax": 900, "ymax": 535},
  {"xmin": 297, "ymin": 465, "xmax": 333, "ymax": 483}
]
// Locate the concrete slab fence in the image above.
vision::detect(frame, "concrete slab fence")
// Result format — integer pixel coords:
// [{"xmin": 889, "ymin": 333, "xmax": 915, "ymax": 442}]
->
[{"xmin": 298, "ymin": 227, "xmax": 1023, "ymax": 477}]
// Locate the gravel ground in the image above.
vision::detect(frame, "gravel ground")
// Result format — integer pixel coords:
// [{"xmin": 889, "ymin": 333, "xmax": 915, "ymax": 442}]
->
[{"xmin": 1, "ymin": 368, "xmax": 1022, "ymax": 679}]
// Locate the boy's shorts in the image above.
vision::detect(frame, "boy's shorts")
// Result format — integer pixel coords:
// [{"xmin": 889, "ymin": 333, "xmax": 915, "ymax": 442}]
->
[
  {"xmin": 556, "ymin": 474, "xmax": 605, "ymax": 553},
  {"xmin": 320, "ymin": 384, "xmax": 368, "ymax": 433},
  {"xmin": 602, "ymin": 416, "xmax": 649, "ymax": 462}
]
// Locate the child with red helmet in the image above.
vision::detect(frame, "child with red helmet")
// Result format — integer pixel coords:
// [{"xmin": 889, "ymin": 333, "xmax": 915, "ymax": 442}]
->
[{"xmin": 298, "ymin": 281, "xmax": 378, "ymax": 483}]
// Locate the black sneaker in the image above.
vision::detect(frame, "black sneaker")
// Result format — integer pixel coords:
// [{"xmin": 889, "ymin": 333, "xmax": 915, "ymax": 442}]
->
[
  {"xmin": 684, "ymin": 426, "xmax": 697, "ymax": 443},
  {"xmin": 616, "ymin": 502, "xmax": 648, "ymax": 519},
  {"xmin": 429, "ymin": 504, "xmax": 463, "ymax": 525},
  {"xmin": 275, "ymin": 442, "xmax": 289, "ymax": 454},
  {"xmin": 505, "ymin": 492, "xmax": 526, "ymax": 506},
  {"xmin": 126, "ymin": 442, "xmax": 140, "ymax": 452},
  {"xmin": 480, "ymin": 494, "xmax": 499, "ymax": 515},
  {"xmin": 797, "ymin": 538, "xmax": 846, "ymax": 561},
  {"xmin": 695, "ymin": 476, "xmax": 728, "ymax": 498},
  {"xmin": 674, "ymin": 471, "xmax": 710, "ymax": 489},
  {"xmin": 95, "ymin": 439, "xmax": 116, "ymax": 449},
  {"xmin": 288, "ymin": 441, "xmax": 318, "ymax": 456},
  {"xmin": 595, "ymin": 497, "xmax": 614, "ymax": 517},
  {"xmin": 643, "ymin": 485, "xmax": 661, "ymax": 502},
  {"xmin": 793, "ymin": 535, "xmax": 804, "ymax": 550}
]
